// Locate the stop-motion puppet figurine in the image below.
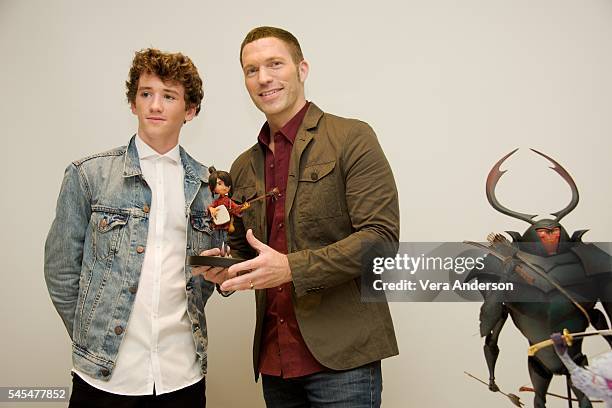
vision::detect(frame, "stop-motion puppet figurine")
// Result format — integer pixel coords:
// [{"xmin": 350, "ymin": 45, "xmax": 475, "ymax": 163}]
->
[
  {"xmin": 208, "ymin": 167, "xmax": 250, "ymax": 249},
  {"xmin": 207, "ymin": 167, "xmax": 280, "ymax": 250},
  {"xmin": 465, "ymin": 149, "xmax": 612, "ymax": 408}
]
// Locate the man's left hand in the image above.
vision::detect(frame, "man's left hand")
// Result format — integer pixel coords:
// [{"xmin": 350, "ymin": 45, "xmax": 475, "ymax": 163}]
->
[
  {"xmin": 220, "ymin": 229, "xmax": 292, "ymax": 291},
  {"xmin": 192, "ymin": 247, "xmax": 230, "ymax": 285}
]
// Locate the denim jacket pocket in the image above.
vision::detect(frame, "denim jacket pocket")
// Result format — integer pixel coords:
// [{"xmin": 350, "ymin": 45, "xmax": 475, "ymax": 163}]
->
[
  {"xmin": 90, "ymin": 208, "xmax": 129, "ymax": 261},
  {"xmin": 189, "ymin": 211, "xmax": 213, "ymax": 255}
]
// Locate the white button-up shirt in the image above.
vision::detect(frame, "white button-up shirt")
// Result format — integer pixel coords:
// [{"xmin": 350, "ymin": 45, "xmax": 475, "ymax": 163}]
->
[{"xmin": 74, "ymin": 135, "xmax": 202, "ymax": 395}]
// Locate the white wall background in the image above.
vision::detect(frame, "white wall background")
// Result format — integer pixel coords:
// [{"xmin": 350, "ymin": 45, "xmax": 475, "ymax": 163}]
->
[{"xmin": 1, "ymin": 0, "xmax": 611, "ymax": 406}]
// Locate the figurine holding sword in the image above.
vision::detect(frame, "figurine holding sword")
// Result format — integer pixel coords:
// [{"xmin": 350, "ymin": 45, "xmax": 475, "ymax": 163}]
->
[
  {"xmin": 208, "ymin": 167, "xmax": 249, "ymax": 250},
  {"xmin": 208, "ymin": 167, "xmax": 279, "ymax": 251}
]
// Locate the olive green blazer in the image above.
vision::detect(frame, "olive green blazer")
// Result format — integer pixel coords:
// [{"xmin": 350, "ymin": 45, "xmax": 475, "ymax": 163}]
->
[{"xmin": 229, "ymin": 103, "xmax": 399, "ymax": 378}]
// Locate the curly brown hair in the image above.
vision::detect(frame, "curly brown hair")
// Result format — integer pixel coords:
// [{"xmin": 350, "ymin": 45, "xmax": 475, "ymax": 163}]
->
[
  {"xmin": 240, "ymin": 26, "xmax": 304, "ymax": 66},
  {"xmin": 126, "ymin": 48, "xmax": 203, "ymax": 115}
]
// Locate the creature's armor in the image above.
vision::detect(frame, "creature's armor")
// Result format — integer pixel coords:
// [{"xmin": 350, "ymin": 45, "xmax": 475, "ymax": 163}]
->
[
  {"xmin": 470, "ymin": 241, "xmax": 612, "ymax": 374},
  {"xmin": 467, "ymin": 149, "xmax": 612, "ymax": 408}
]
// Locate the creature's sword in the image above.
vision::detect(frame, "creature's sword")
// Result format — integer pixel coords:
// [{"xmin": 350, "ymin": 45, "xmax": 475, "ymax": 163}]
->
[{"xmin": 527, "ymin": 328, "xmax": 612, "ymax": 356}]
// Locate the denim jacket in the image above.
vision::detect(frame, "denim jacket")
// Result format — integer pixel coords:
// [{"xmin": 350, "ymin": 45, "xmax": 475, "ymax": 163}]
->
[{"xmin": 44, "ymin": 136, "xmax": 215, "ymax": 380}]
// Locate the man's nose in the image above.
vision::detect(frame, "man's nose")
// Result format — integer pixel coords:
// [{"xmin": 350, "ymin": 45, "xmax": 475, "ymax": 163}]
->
[
  {"xmin": 150, "ymin": 94, "xmax": 163, "ymax": 112},
  {"xmin": 257, "ymin": 67, "xmax": 272, "ymax": 84}
]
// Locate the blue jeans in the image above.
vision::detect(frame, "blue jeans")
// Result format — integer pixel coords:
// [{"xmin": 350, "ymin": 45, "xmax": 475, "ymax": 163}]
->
[{"xmin": 262, "ymin": 361, "xmax": 382, "ymax": 408}]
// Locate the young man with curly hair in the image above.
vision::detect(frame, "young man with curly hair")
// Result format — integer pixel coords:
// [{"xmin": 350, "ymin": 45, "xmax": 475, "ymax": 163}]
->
[{"xmin": 45, "ymin": 48, "xmax": 218, "ymax": 407}]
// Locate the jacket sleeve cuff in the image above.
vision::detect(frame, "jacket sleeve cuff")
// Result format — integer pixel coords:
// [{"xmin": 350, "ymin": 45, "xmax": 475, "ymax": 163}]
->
[{"xmin": 288, "ymin": 250, "xmax": 322, "ymax": 297}]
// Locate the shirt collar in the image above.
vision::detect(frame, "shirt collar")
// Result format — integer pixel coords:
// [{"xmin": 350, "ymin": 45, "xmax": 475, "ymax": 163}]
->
[
  {"xmin": 258, "ymin": 101, "xmax": 310, "ymax": 148},
  {"xmin": 135, "ymin": 134, "xmax": 181, "ymax": 163}
]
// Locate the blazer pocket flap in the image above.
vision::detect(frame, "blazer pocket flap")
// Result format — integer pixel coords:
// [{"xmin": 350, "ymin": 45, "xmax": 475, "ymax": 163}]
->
[{"xmin": 299, "ymin": 161, "xmax": 336, "ymax": 182}]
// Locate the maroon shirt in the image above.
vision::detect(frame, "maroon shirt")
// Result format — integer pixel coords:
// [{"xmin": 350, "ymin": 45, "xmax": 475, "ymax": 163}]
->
[{"xmin": 257, "ymin": 102, "xmax": 326, "ymax": 378}]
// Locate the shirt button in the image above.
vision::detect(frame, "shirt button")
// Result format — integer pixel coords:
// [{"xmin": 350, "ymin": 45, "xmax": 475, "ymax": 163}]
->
[
  {"xmin": 278, "ymin": 223, "xmax": 283, "ymax": 229},
  {"xmin": 114, "ymin": 326, "xmax": 124, "ymax": 335},
  {"xmin": 270, "ymin": 163, "xmax": 275, "ymax": 169},
  {"xmin": 100, "ymin": 368, "xmax": 110, "ymax": 377},
  {"xmin": 143, "ymin": 204, "xmax": 150, "ymax": 213},
  {"xmin": 136, "ymin": 246, "xmax": 145, "ymax": 254},
  {"xmin": 128, "ymin": 285, "xmax": 138, "ymax": 294},
  {"xmin": 311, "ymin": 172, "xmax": 318, "ymax": 181},
  {"xmin": 278, "ymin": 286, "xmax": 283, "ymax": 292},
  {"xmin": 279, "ymin": 318, "xmax": 285, "ymax": 324},
  {"xmin": 99, "ymin": 219, "xmax": 108, "ymax": 228}
]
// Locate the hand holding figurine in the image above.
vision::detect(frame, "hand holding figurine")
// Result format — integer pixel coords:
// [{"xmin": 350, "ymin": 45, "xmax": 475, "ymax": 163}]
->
[
  {"xmin": 192, "ymin": 246, "xmax": 231, "ymax": 285},
  {"xmin": 220, "ymin": 229, "xmax": 291, "ymax": 291}
]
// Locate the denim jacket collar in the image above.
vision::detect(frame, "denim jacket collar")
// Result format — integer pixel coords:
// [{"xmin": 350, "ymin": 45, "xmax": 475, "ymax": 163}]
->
[{"xmin": 122, "ymin": 135, "xmax": 208, "ymax": 184}]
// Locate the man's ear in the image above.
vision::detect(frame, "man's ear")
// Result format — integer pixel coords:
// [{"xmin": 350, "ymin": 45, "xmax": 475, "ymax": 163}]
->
[
  {"xmin": 130, "ymin": 102, "xmax": 137, "ymax": 115},
  {"xmin": 184, "ymin": 105, "xmax": 197, "ymax": 123},
  {"xmin": 298, "ymin": 59, "xmax": 309, "ymax": 83}
]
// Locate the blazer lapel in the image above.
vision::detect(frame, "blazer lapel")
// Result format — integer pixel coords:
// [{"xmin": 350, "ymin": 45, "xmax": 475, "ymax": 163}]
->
[
  {"xmin": 284, "ymin": 104, "xmax": 324, "ymax": 219},
  {"xmin": 249, "ymin": 144, "xmax": 268, "ymax": 243},
  {"xmin": 284, "ymin": 131, "xmax": 312, "ymax": 219}
]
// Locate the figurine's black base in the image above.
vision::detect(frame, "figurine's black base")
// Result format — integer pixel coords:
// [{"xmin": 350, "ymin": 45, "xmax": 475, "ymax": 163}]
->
[{"xmin": 187, "ymin": 255, "xmax": 245, "ymax": 268}]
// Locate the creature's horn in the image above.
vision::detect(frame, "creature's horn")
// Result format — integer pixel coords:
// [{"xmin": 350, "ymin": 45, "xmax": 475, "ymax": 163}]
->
[
  {"xmin": 530, "ymin": 149, "xmax": 579, "ymax": 222},
  {"xmin": 486, "ymin": 149, "xmax": 537, "ymax": 225}
]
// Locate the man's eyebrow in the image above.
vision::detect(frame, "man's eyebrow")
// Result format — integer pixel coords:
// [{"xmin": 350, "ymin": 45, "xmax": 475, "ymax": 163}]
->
[
  {"xmin": 243, "ymin": 57, "xmax": 285, "ymax": 69},
  {"xmin": 137, "ymin": 86, "xmax": 180, "ymax": 95}
]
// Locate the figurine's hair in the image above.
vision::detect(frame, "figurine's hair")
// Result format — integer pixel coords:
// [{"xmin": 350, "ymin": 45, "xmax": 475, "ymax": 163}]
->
[
  {"xmin": 208, "ymin": 166, "xmax": 233, "ymax": 195},
  {"xmin": 126, "ymin": 48, "xmax": 204, "ymax": 115},
  {"xmin": 240, "ymin": 26, "xmax": 304, "ymax": 66}
]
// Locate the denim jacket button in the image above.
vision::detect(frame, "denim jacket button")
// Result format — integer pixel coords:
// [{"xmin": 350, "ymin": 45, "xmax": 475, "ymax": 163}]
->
[
  {"xmin": 128, "ymin": 285, "xmax": 138, "ymax": 294},
  {"xmin": 143, "ymin": 205, "xmax": 150, "ymax": 213},
  {"xmin": 100, "ymin": 368, "xmax": 110, "ymax": 377},
  {"xmin": 114, "ymin": 326, "xmax": 124, "ymax": 335},
  {"xmin": 99, "ymin": 219, "xmax": 108, "ymax": 228},
  {"xmin": 136, "ymin": 246, "xmax": 145, "ymax": 254}
]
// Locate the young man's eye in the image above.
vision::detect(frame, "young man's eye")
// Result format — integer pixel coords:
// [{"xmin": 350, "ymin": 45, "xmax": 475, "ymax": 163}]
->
[
  {"xmin": 270, "ymin": 61, "xmax": 282, "ymax": 68},
  {"xmin": 140, "ymin": 91, "xmax": 151, "ymax": 97},
  {"xmin": 245, "ymin": 67, "xmax": 258, "ymax": 77},
  {"xmin": 164, "ymin": 94, "xmax": 176, "ymax": 100}
]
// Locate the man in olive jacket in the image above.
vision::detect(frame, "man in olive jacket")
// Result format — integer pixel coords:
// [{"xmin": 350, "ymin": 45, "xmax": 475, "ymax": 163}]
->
[{"xmin": 203, "ymin": 26, "xmax": 399, "ymax": 407}]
